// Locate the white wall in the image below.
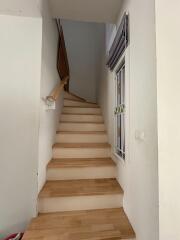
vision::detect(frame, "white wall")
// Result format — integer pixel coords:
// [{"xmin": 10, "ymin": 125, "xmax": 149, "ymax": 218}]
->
[
  {"xmin": 155, "ymin": 0, "xmax": 180, "ymax": 239},
  {"xmin": 38, "ymin": 0, "xmax": 64, "ymax": 192},
  {"xmin": 0, "ymin": 0, "xmax": 41, "ymax": 17},
  {"xmin": 61, "ymin": 20, "xmax": 105, "ymax": 102},
  {"xmin": 0, "ymin": 15, "xmax": 42, "ymax": 236},
  {"xmin": 0, "ymin": 1, "xmax": 62, "ymax": 235},
  {"xmin": 98, "ymin": 0, "xmax": 159, "ymax": 239}
]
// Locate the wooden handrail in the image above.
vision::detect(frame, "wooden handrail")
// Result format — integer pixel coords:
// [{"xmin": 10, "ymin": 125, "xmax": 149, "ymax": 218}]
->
[
  {"xmin": 46, "ymin": 76, "xmax": 69, "ymax": 102},
  {"xmin": 56, "ymin": 20, "xmax": 70, "ymax": 91}
]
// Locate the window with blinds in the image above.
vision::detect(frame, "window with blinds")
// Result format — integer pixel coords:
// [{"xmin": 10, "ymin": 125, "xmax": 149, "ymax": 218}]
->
[{"xmin": 107, "ymin": 13, "xmax": 129, "ymax": 71}]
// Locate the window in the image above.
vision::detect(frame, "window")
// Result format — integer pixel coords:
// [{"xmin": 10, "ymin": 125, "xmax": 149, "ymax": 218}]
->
[
  {"xmin": 115, "ymin": 60, "xmax": 126, "ymax": 160},
  {"xmin": 107, "ymin": 13, "xmax": 129, "ymax": 71}
]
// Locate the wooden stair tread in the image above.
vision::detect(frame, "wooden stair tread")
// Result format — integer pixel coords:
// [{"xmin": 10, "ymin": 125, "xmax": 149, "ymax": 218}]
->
[
  {"xmin": 63, "ymin": 106, "xmax": 100, "ymax": 109},
  {"xmin": 56, "ymin": 131, "xmax": 107, "ymax": 134},
  {"xmin": 62, "ymin": 113, "xmax": 102, "ymax": 116},
  {"xmin": 65, "ymin": 98, "xmax": 98, "ymax": 105},
  {"xmin": 39, "ymin": 179, "xmax": 123, "ymax": 198},
  {"xmin": 64, "ymin": 97, "xmax": 85, "ymax": 102},
  {"xmin": 60, "ymin": 121, "xmax": 104, "ymax": 124},
  {"xmin": 64, "ymin": 91, "xmax": 86, "ymax": 102},
  {"xmin": 53, "ymin": 143, "xmax": 111, "ymax": 149},
  {"xmin": 23, "ymin": 208, "xmax": 135, "ymax": 240},
  {"xmin": 48, "ymin": 158, "xmax": 116, "ymax": 169}
]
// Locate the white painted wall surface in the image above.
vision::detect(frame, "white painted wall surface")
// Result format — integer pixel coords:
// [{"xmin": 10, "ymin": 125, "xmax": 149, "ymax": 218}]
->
[
  {"xmin": 0, "ymin": 15, "xmax": 42, "ymax": 236},
  {"xmin": 98, "ymin": 0, "xmax": 159, "ymax": 239},
  {"xmin": 61, "ymin": 20, "xmax": 105, "ymax": 102},
  {"xmin": 155, "ymin": 0, "xmax": 180, "ymax": 239},
  {"xmin": 38, "ymin": 0, "xmax": 64, "ymax": 192},
  {"xmin": 0, "ymin": 0, "xmax": 41, "ymax": 17}
]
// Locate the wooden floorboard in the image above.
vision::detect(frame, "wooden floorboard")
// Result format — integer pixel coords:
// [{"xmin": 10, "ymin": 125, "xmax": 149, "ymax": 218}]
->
[
  {"xmin": 39, "ymin": 179, "xmax": 123, "ymax": 198},
  {"xmin": 22, "ymin": 208, "xmax": 135, "ymax": 240}
]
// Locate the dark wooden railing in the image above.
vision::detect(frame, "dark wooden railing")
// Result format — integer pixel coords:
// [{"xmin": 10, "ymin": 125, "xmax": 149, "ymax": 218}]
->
[
  {"xmin": 45, "ymin": 21, "xmax": 69, "ymax": 106},
  {"xmin": 56, "ymin": 20, "xmax": 70, "ymax": 91}
]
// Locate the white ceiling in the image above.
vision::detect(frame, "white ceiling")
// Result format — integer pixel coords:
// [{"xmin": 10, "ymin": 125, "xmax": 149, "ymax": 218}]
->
[{"xmin": 49, "ymin": 0, "xmax": 123, "ymax": 23}]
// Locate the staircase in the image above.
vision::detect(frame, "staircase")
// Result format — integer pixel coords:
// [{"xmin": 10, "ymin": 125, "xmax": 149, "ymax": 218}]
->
[{"xmin": 22, "ymin": 92, "xmax": 135, "ymax": 240}]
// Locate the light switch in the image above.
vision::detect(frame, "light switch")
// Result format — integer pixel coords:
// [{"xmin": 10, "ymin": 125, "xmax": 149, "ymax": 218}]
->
[{"xmin": 42, "ymin": 98, "xmax": 56, "ymax": 111}]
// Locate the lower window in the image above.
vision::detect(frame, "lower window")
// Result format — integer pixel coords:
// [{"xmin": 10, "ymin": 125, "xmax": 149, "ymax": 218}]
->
[{"xmin": 115, "ymin": 60, "xmax": 125, "ymax": 160}]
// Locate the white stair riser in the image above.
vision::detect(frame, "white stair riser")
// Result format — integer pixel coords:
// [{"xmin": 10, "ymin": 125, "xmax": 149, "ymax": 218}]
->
[
  {"xmin": 53, "ymin": 148, "xmax": 111, "ymax": 158},
  {"xmin": 47, "ymin": 166, "xmax": 116, "ymax": 180},
  {"xmin": 38, "ymin": 194, "xmax": 123, "ymax": 213},
  {"xmin": 56, "ymin": 133, "xmax": 108, "ymax": 143},
  {"xmin": 59, "ymin": 123, "xmax": 105, "ymax": 132},
  {"xmin": 63, "ymin": 107, "xmax": 101, "ymax": 115},
  {"xmin": 61, "ymin": 114, "xmax": 103, "ymax": 123},
  {"xmin": 64, "ymin": 99, "xmax": 96, "ymax": 107}
]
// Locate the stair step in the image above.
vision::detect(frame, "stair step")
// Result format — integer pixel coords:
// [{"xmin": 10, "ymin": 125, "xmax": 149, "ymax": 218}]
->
[
  {"xmin": 47, "ymin": 158, "xmax": 116, "ymax": 180},
  {"xmin": 64, "ymin": 91, "xmax": 86, "ymax": 102},
  {"xmin": 61, "ymin": 113, "xmax": 103, "ymax": 122},
  {"xmin": 58, "ymin": 122, "xmax": 105, "ymax": 132},
  {"xmin": 53, "ymin": 143, "xmax": 111, "ymax": 148},
  {"xmin": 64, "ymin": 106, "xmax": 99, "ymax": 108},
  {"xmin": 64, "ymin": 99, "xmax": 98, "ymax": 107},
  {"xmin": 56, "ymin": 131, "xmax": 108, "ymax": 143},
  {"xmin": 22, "ymin": 208, "xmax": 135, "ymax": 240},
  {"xmin": 48, "ymin": 158, "xmax": 116, "ymax": 168},
  {"xmin": 56, "ymin": 131, "xmax": 107, "ymax": 134},
  {"xmin": 39, "ymin": 179, "xmax": 122, "ymax": 197},
  {"xmin": 53, "ymin": 143, "xmax": 111, "ymax": 158},
  {"xmin": 63, "ymin": 107, "xmax": 101, "ymax": 114},
  {"xmin": 38, "ymin": 179, "xmax": 123, "ymax": 213},
  {"xmin": 62, "ymin": 113, "xmax": 102, "ymax": 115},
  {"xmin": 64, "ymin": 98, "xmax": 96, "ymax": 104},
  {"xmin": 60, "ymin": 121, "xmax": 104, "ymax": 123}
]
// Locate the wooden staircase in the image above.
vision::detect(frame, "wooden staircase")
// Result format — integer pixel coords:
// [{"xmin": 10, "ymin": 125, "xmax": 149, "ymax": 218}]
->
[{"xmin": 22, "ymin": 92, "xmax": 135, "ymax": 240}]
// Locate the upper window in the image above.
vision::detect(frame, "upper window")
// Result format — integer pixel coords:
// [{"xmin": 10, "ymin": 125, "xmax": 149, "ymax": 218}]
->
[{"xmin": 107, "ymin": 13, "xmax": 129, "ymax": 71}]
